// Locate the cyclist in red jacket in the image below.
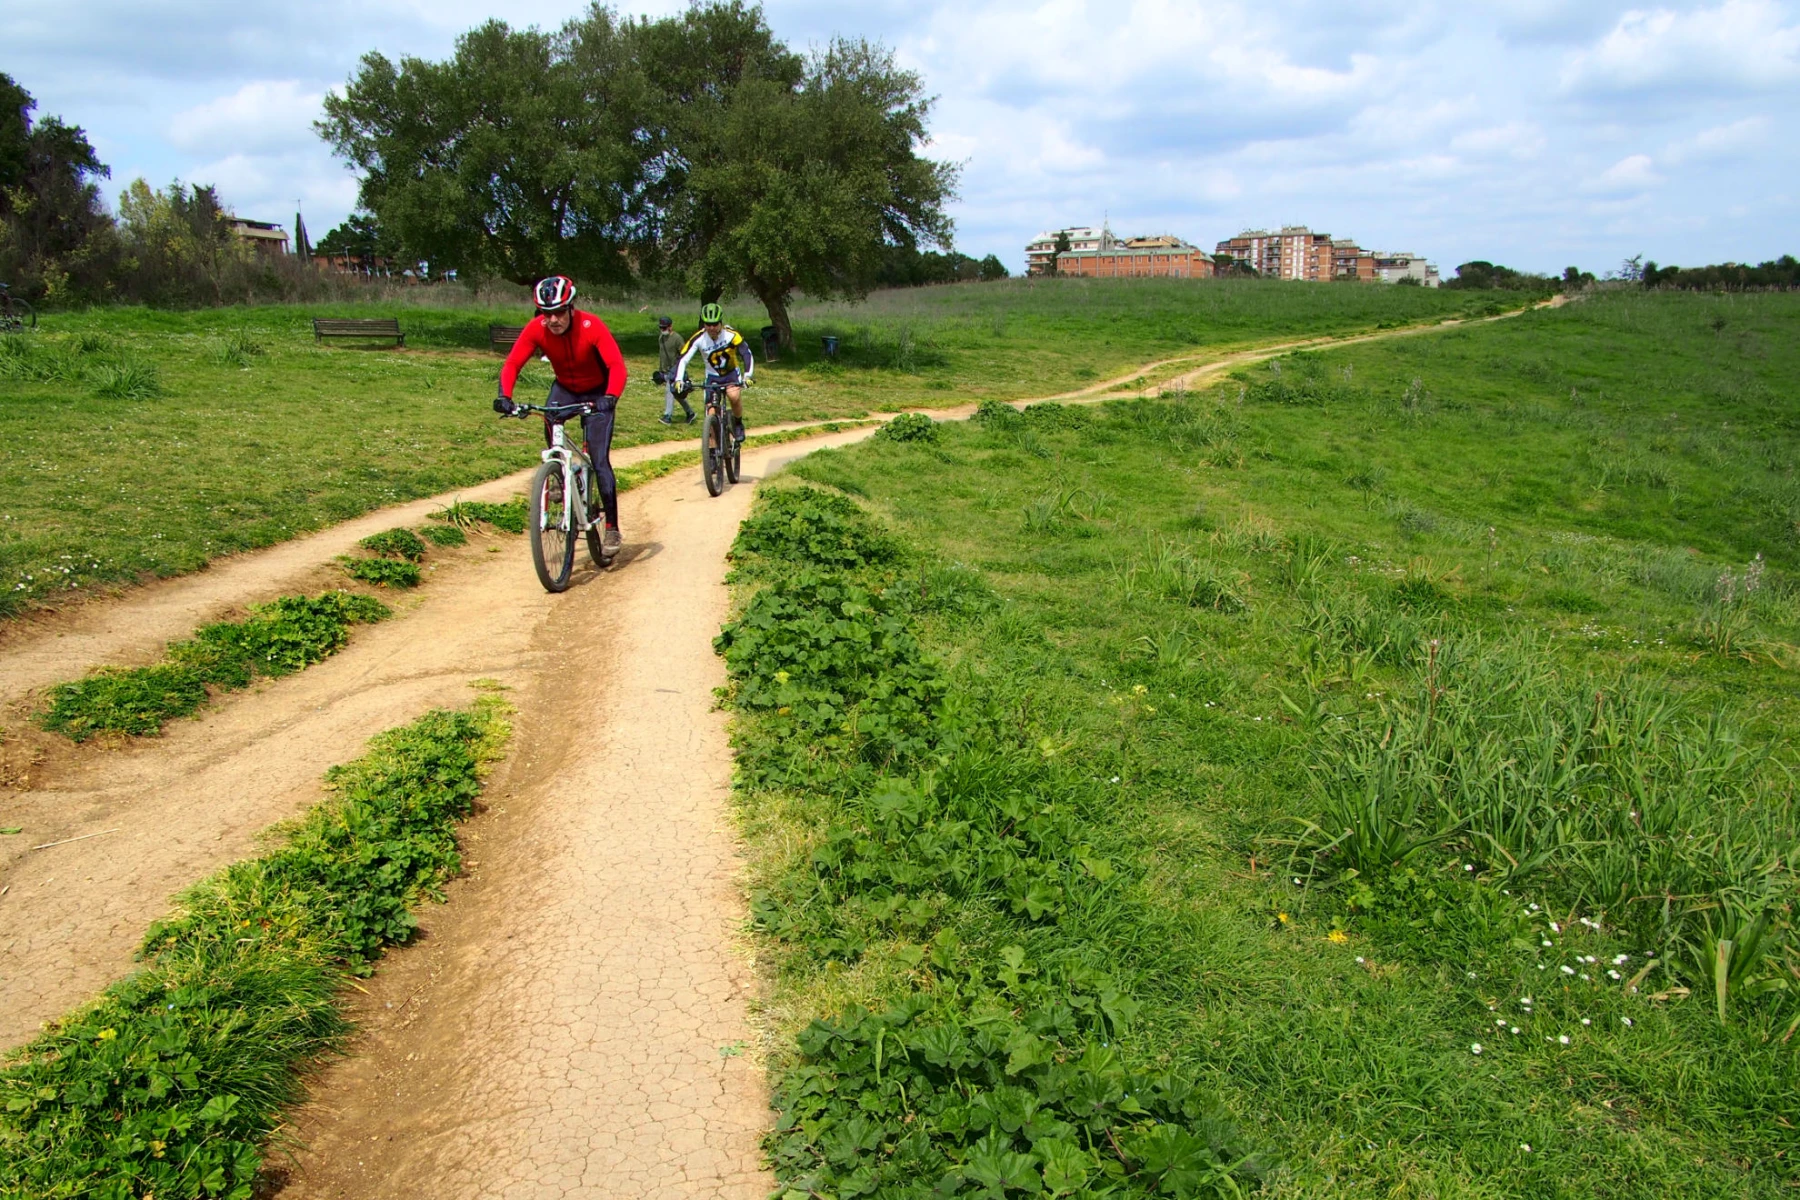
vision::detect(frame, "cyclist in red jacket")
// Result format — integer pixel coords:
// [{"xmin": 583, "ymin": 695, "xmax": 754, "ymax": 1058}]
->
[{"xmin": 495, "ymin": 276, "xmax": 629, "ymax": 555}]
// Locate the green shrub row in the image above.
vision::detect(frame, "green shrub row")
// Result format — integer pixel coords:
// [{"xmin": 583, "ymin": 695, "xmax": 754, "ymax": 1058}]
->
[
  {"xmin": 718, "ymin": 486, "xmax": 1262, "ymax": 1197},
  {"xmin": 39, "ymin": 592, "xmax": 390, "ymax": 741},
  {"xmin": 0, "ymin": 695, "xmax": 510, "ymax": 1199}
]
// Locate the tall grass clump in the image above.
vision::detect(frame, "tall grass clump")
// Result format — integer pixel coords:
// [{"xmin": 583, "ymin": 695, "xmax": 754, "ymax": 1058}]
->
[
  {"xmin": 0, "ymin": 695, "xmax": 508, "ymax": 1199},
  {"xmin": 1293, "ymin": 634, "xmax": 1799, "ymax": 1021}
]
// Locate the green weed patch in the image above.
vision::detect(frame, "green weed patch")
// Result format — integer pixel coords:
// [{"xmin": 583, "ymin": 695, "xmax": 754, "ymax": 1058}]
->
[
  {"xmin": 39, "ymin": 592, "xmax": 389, "ymax": 741},
  {"xmin": 727, "ymin": 484, "xmax": 903, "ymax": 578},
  {"xmin": 0, "ymin": 695, "xmax": 507, "ymax": 1199},
  {"xmin": 417, "ymin": 522, "xmax": 466, "ymax": 548},
  {"xmin": 720, "ymin": 487, "xmax": 1264, "ymax": 1197},
  {"xmin": 358, "ymin": 528, "xmax": 426, "ymax": 561},
  {"xmin": 339, "ymin": 557, "xmax": 422, "ymax": 588}
]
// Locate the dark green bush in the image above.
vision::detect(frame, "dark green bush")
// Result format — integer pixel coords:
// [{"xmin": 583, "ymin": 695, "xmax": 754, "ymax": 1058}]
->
[{"xmin": 875, "ymin": 412, "xmax": 939, "ymax": 444}]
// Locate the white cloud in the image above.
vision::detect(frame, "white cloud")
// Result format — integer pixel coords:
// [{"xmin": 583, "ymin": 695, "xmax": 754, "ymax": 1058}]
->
[
  {"xmin": 1661, "ymin": 115, "xmax": 1771, "ymax": 163},
  {"xmin": 168, "ymin": 81, "xmax": 325, "ymax": 155},
  {"xmin": 1583, "ymin": 153, "xmax": 1664, "ymax": 193},
  {"xmin": 1561, "ymin": 0, "xmax": 1800, "ymax": 94},
  {"xmin": 1450, "ymin": 121, "xmax": 1547, "ymax": 159}
]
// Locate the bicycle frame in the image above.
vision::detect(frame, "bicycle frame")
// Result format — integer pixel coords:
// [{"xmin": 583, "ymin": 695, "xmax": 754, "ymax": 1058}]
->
[{"xmin": 541, "ymin": 421, "xmax": 603, "ymax": 537}]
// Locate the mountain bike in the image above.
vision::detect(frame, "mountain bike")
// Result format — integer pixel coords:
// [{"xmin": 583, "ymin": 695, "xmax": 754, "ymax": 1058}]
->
[
  {"xmin": 506, "ymin": 400, "xmax": 609, "ymax": 591},
  {"xmin": 677, "ymin": 378, "xmax": 743, "ymax": 496},
  {"xmin": 0, "ymin": 283, "xmax": 35, "ymax": 333}
]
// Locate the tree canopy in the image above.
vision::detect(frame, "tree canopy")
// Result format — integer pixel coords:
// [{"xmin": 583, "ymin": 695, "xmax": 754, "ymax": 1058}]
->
[
  {"xmin": 0, "ymin": 73, "xmax": 116, "ymax": 302},
  {"xmin": 317, "ymin": 2, "xmax": 959, "ymax": 345},
  {"xmin": 318, "ymin": 11, "xmax": 654, "ymax": 287}
]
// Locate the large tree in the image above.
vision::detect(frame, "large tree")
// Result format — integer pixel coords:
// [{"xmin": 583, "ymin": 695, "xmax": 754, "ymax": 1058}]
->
[
  {"xmin": 646, "ymin": 21, "xmax": 958, "ymax": 348},
  {"xmin": 0, "ymin": 73, "xmax": 117, "ymax": 302},
  {"xmin": 317, "ymin": 8, "xmax": 655, "ymax": 285}
]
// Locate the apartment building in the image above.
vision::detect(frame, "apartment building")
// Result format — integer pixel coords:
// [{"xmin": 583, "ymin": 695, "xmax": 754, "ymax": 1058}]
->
[
  {"xmin": 1026, "ymin": 225, "xmax": 1215, "ymax": 278},
  {"xmin": 1025, "ymin": 226, "xmax": 1106, "ymax": 275},
  {"xmin": 1373, "ymin": 252, "xmax": 1440, "ymax": 286},
  {"xmin": 1217, "ymin": 225, "xmax": 1435, "ymax": 285}
]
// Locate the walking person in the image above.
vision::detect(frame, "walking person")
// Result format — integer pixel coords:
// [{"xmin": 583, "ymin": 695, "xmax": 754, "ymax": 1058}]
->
[{"xmin": 656, "ymin": 315, "xmax": 694, "ymax": 424}]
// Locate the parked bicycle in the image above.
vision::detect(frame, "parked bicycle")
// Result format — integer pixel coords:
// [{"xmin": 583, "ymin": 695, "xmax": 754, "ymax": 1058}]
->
[
  {"xmin": 505, "ymin": 399, "xmax": 610, "ymax": 592},
  {"xmin": 0, "ymin": 283, "xmax": 35, "ymax": 333},
  {"xmin": 675, "ymin": 377, "xmax": 743, "ymax": 496}
]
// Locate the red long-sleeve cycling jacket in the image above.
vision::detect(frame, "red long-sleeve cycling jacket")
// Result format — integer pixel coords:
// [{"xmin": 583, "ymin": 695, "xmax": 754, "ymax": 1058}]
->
[{"xmin": 499, "ymin": 310, "xmax": 628, "ymax": 399}]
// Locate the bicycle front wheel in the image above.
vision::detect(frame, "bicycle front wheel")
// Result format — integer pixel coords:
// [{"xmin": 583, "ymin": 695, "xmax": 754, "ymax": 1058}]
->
[
  {"xmin": 702, "ymin": 407, "xmax": 726, "ymax": 497},
  {"xmin": 528, "ymin": 460, "xmax": 575, "ymax": 592},
  {"xmin": 2, "ymin": 298, "xmax": 32, "ymax": 331}
]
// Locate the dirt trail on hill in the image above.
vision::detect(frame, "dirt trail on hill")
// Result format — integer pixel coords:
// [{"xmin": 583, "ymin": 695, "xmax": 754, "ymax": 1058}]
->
[
  {"xmin": 268, "ymin": 435, "xmax": 865, "ymax": 1199},
  {"xmin": 0, "ymin": 303, "xmax": 1564, "ymax": 1194}
]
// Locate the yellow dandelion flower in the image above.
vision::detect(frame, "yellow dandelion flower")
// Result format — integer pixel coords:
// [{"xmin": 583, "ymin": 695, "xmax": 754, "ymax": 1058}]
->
[
  {"xmin": 1277, "ymin": 911, "xmax": 1291, "ymax": 924},
  {"xmin": 96, "ymin": 1028, "xmax": 117, "ymax": 1041},
  {"xmin": 1327, "ymin": 930, "xmax": 1349, "ymax": 944}
]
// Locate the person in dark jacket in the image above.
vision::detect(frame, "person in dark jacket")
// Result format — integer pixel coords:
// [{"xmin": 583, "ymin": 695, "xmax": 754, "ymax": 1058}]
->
[{"xmin": 655, "ymin": 315, "xmax": 694, "ymax": 424}]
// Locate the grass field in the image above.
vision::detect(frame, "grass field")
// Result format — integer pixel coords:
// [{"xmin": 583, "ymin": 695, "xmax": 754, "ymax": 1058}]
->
[
  {"xmin": 724, "ymin": 289, "xmax": 1800, "ymax": 1196},
  {"xmin": 0, "ymin": 279, "xmax": 1488, "ymax": 618}
]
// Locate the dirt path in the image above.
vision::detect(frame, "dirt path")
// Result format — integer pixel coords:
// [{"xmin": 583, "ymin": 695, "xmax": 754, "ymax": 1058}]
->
[{"xmin": 267, "ymin": 434, "xmax": 865, "ymax": 1198}]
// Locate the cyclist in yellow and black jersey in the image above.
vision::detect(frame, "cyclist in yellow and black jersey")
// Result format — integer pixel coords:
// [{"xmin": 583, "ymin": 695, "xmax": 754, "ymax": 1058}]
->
[{"xmin": 673, "ymin": 303, "xmax": 753, "ymax": 440}]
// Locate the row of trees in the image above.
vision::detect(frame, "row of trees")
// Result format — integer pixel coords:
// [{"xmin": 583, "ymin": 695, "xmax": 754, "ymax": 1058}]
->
[
  {"xmin": 317, "ymin": 2, "xmax": 960, "ymax": 349},
  {"xmin": 1642, "ymin": 255, "xmax": 1799, "ymax": 291},
  {"xmin": 2, "ymin": 74, "xmax": 340, "ymax": 306}
]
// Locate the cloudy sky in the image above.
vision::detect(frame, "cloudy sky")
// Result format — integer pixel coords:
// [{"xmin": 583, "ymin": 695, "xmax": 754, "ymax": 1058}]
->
[{"xmin": 6, "ymin": 0, "xmax": 1797, "ymax": 275}]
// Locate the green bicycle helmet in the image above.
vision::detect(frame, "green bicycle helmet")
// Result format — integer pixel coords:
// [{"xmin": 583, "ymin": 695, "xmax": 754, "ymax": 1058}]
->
[{"xmin": 700, "ymin": 302, "xmax": 724, "ymax": 324}]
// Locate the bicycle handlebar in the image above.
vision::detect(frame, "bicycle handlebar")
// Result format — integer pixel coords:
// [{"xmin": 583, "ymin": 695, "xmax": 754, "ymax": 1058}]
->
[{"xmin": 506, "ymin": 401, "xmax": 593, "ymax": 421}]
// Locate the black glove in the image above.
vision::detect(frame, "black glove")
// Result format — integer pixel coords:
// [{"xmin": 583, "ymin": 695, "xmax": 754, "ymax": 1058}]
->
[
  {"xmin": 651, "ymin": 370, "xmax": 667, "ymax": 385},
  {"xmin": 493, "ymin": 396, "xmax": 516, "ymax": 416}
]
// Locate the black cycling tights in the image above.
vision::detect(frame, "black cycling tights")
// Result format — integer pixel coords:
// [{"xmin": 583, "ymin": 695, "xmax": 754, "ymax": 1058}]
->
[{"xmin": 544, "ymin": 383, "xmax": 618, "ymax": 527}]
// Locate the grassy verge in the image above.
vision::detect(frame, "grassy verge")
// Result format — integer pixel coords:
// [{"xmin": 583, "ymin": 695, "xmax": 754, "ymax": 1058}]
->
[
  {"xmin": 0, "ymin": 691, "xmax": 510, "ymax": 1198},
  {"xmin": 39, "ymin": 592, "xmax": 390, "ymax": 741},
  {"xmin": 726, "ymin": 289, "xmax": 1800, "ymax": 1196},
  {"xmin": 0, "ymin": 282, "xmax": 1490, "ymax": 620}
]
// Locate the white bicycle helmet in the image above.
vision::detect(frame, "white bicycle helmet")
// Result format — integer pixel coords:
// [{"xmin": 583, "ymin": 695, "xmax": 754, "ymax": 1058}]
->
[{"xmin": 534, "ymin": 275, "xmax": 577, "ymax": 312}]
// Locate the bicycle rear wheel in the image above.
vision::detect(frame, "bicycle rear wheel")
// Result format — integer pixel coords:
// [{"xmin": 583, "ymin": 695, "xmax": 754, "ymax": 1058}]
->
[
  {"xmin": 725, "ymin": 418, "xmax": 741, "ymax": 484},
  {"xmin": 702, "ymin": 406, "xmax": 726, "ymax": 497},
  {"xmin": 528, "ymin": 460, "xmax": 575, "ymax": 592},
  {"xmin": 1, "ymin": 297, "xmax": 32, "ymax": 332}
]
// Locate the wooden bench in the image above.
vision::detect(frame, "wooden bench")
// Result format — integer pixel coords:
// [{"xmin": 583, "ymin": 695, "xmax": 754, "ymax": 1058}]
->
[
  {"xmin": 490, "ymin": 324, "xmax": 525, "ymax": 352},
  {"xmin": 312, "ymin": 318, "xmax": 405, "ymax": 346}
]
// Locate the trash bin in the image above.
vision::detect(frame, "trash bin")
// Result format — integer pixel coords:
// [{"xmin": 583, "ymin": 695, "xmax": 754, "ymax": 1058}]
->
[
  {"xmin": 760, "ymin": 325, "xmax": 780, "ymax": 363},
  {"xmin": 821, "ymin": 335, "xmax": 840, "ymax": 360}
]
